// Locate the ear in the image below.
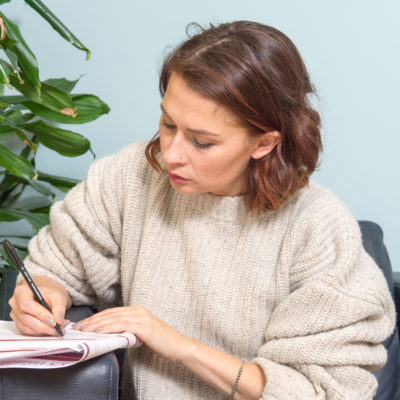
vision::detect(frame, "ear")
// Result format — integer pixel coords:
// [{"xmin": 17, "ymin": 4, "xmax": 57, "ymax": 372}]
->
[{"xmin": 251, "ymin": 131, "xmax": 281, "ymax": 160}]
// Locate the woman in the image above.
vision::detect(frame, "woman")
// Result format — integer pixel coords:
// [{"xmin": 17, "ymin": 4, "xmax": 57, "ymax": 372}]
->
[{"xmin": 9, "ymin": 21, "xmax": 395, "ymax": 399}]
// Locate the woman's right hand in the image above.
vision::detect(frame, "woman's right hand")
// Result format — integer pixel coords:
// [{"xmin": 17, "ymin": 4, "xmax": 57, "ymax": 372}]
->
[{"xmin": 9, "ymin": 276, "xmax": 72, "ymax": 336}]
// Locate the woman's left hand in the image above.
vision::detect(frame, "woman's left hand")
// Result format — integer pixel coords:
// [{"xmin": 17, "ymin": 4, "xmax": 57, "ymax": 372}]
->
[
  {"xmin": 73, "ymin": 305, "xmax": 193, "ymax": 363},
  {"xmin": 75, "ymin": 305, "xmax": 266, "ymax": 399}
]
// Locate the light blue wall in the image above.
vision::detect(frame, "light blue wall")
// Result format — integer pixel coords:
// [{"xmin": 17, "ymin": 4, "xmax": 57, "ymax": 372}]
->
[{"xmin": 2, "ymin": 0, "xmax": 399, "ymax": 270}]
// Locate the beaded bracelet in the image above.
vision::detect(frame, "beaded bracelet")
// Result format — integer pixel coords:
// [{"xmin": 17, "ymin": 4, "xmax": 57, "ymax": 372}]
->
[{"xmin": 228, "ymin": 361, "xmax": 244, "ymax": 399}]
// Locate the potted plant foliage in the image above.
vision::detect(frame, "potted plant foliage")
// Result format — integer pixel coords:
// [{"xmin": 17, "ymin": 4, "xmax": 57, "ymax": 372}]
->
[{"xmin": 0, "ymin": 0, "xmax": 109, "ymax": 275}]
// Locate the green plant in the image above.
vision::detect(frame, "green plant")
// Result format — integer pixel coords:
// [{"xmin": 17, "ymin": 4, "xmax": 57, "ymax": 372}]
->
[{"xmin": 0, "ymin": 0, "xmax": 110, "ymax": 271}]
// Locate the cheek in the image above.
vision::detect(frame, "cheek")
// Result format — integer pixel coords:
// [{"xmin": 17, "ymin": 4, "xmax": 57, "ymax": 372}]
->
[
  {"xmin": 222, "ymin": 144, "xmax": 252, "ymax": 168},
  {"xmin": 201, "ymin": 150, "xmax": 249, "ymax": 179}
]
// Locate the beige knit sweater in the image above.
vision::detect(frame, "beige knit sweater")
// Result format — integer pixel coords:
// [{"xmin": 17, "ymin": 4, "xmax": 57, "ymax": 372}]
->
[{"xmin": 23, "ymin": 141, "xmax": 395, "ymax": 399}]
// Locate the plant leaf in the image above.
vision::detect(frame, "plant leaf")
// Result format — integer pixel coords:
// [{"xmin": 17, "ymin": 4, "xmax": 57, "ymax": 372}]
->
[
  {"xmin": 3, "ymin": 172, "xmax": 54, "ymax": 198},
  {"xmin": 27, "ymin": 179, "xmax": 54, "ymax": 199},
  {"xmin": 37, "ymin": 171, "xmax": 79, "ymax": 192},
  {"xmin": 0, "ymin": 95, "xmax": 26, "ymax": 104},
  {"xmin": 0, "ymin": 208, "xmax": 19, "ymax": 222},
  {"xmin": 0, "ymin": 144, "xmax": 37, "ymax": 180},
  {"xmin": 15, "ymin": 128, "xmax": 37, "ymax": 152},
  {"xmin": 30, "ymin": 204, "xmax": 51, "ymax": 214},
  {"xmin": 0, "ymin": 127, "xmax": 14, "ymax": 134},
  {"xmin": 13, "ymin": 111, "xmax": 35, "ymax": 124},
  {"xmin": 0, "ymin": 207, "xmax": 49, "ymax": 233},
  {"xmin": 0, "ymin": 61, "xmax": 77, "ymax": 115},
  {"xmin": 24, "ymin": 0, "xmax": 91, "ymax": 60},
  {"xmin": 5, "ymin": 109, "xmax": 22, "ymax": 122},
  {"xmin": 22, "ymin": 120, "xmax": 90, "ymax": 156},
  {"xmin": 0, "ymin": 59, "xmax": 40, "ymax": 102},
  {"xmin": 40, "ymin": 82, "xmax": 77, "ymax": 115},
  {"xmin": 0, "ymin": 12, "xmax": 41, "ymax": 93},
  {"xmin": 0, "ymin": 106, "xmax": 18, "ymax": 129},
  {"xmin": 0, "ymin": 174, "xmax": 21, "ymax": 208},
  {"xmin": 0, "ymin": 173, "xmax": 19, "ymax": 193},
  {"xmin": 21, "ymin": 93, "xmax": 110, "ymax": 124},
  {"xmin": 6, "ymin": 109, "xmax": 34, "ymax": 124},
  {"xmin": 0, "ymin": 130, "xmax": 15, "ymax": 140},
  {"xmin": 0, "ymin": 92, "xmax": 109, "ymax": 124},
  {"xmin": 0, "ymin": 61, "xmax": 10, "ymax": 85},
  {"xmin": 4, "ymin": 49, "xmax": 20, "ymax": 79},
  {"xmin": 0, "ymin": 241, "xmax": 31, "ymax": 270},
  {"xmin": 0, "ymin": 235, "xmax": 32, "ymax": 240},
  {"xmin": 72, "ymin": 93, "xmax": 110, "ymax": 121},
  {"xmin": 0, "ymin": 107, "xmax": 36, "ymax": 150},
  {"xmin": 44, "ymin": 77, "xmax": 81, "ymax": 94},
  {"xmin": 0, "ymin": 247, "xmax": 18, "ymax": 270}
]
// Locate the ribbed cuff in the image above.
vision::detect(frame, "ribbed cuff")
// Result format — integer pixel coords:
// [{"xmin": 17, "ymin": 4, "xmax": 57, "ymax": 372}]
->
[{"xmin": 252, "ymin": 357, "xmax": 318, "ymax": 399}]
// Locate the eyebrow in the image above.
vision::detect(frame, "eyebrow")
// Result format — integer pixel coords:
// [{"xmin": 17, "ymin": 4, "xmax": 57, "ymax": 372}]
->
[{"xmin": 160, "ymin": 103, "xmax": 220, "ymax": 137}]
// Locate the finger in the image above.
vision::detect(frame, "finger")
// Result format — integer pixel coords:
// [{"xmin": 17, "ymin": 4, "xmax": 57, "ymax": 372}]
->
[
  {"xmin": 9, "ymin": 285, "xmax": 61, "ymax": 333},
  {"xmin": 74, "ymin": 313, "xmax": 135, "ymax": 330},
  {"xmin": 13, "ymin": 319, "xmax": 41, "ymax": 336},
  {"xmin": 62, "ymin": 319, "xmax": 71, "ymax": 327},
  {"xmin": 77, "ymin": 307, "xmax": 127, "ymax": 321},
  {"xmin": 87, "ymin": 321, "xmax": 146, "ymax": 336},
  {"xmin": 47, "ymin": 292, "xmax": 68, "ymax": 325},
  {"xmin": 73, "ymin": 311, "xmax": 120, "ymax": 328},
  {"xmin": 84, "ymin": 305, "xmax": 147, "ymax": 320},
  {"xmin": 14, "ymin": 318, "xmax": 51, "ymax": 336},
  {"xmin": 9, "ymin": 284, "xmax": 35, "ymax": 311},
  {"xmin": 11, "ymin": 310, "xmax": 59, "ymax": 336},
  {"xmin": 93, "ymin": 322, "xmax": 132, "ymax": 334},
  {"xmin": 73, "ymin": 315, "xmax": 113, "ymax": 330},
  {"xmin": 13, "ymin": 298, "xmax": 60, "ymax": 327},
  {"xmin": 76, "ymin": 306, "xmax": 149, "ymax": 326},
  {"xmin": 77, "ymin": 316, "xmax": 147, "ymax": 333}
]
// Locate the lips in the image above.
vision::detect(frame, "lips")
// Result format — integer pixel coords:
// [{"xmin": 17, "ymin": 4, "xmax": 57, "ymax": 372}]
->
[{"xmin": 168, "ymin": 172, "xmax": 188, "ymax": 183}]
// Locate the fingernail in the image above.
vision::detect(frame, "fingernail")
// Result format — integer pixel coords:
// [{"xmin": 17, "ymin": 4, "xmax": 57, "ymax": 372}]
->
[
  {"xmin": 58, "ymin": 313, "xmax": 65, "ymax": 322},
  {"xmin": 94, "ymin": 327, "xmax": 103, "ymax": 333},
  {"xmin": 62, "ymin": 319, "xmax": 70, "ymax": 327},
  {"xmin": 45, "ymin": 317, "xmax": 56, "ymax": 327},
  {"xmin": 80, "ymin": 324, "xmax": 90, "ymax": 330}
]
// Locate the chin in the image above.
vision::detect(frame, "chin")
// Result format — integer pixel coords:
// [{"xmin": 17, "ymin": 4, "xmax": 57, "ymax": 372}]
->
[
  {"xmin": 169, "ymin": 181, "xmax": 204, "ymax": 195},
  {"xmin": 172, "ymin": 187, "xmax": 202, "ymax": 195}
]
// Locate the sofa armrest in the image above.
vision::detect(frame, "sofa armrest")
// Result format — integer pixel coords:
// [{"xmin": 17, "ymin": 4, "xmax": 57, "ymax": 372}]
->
[
  {"xmin": 394, "ymin": 272, "xmax": 400, "ymax": 333},
  {"xmin": 0, "ymin": 351, "xmax": 120, "ymax": 400}
]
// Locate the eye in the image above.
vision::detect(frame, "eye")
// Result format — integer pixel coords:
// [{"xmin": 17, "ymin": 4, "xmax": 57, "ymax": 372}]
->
[
  {"xmin": 160, "ymin": 119, "xmax": 176, "ymax": 130},
  {"xmin": 193, "ymin": 138, "xmax": 214, "ymax": 149}
]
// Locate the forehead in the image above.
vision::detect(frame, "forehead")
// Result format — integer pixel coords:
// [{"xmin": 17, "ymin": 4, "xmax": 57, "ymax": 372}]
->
[{"xmin": 162, "ymin": 73, "xmax": 244, "ymax": 129}]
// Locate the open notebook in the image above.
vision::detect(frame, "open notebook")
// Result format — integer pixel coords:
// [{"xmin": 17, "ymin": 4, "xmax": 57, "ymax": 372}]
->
[{"xmin": 0, "ymin": 320, "xmax": 141, "ymax": 369}]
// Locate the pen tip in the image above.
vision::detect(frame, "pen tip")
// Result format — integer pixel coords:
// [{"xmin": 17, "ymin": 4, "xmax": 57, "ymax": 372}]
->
[{"xmin": 56, "ymin": 326, "xmax": 64, "ymax": 337}]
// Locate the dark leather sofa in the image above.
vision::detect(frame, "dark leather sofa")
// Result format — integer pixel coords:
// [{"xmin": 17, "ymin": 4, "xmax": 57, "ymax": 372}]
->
[{"xmin": 0, "ymin": 221, "xmax": 399, "ymax": 400}]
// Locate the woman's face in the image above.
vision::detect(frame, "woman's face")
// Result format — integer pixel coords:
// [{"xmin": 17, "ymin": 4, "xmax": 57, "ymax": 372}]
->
[{"xmin": 159, "ymin": 73, "xmax": 279, "ymax": 196}]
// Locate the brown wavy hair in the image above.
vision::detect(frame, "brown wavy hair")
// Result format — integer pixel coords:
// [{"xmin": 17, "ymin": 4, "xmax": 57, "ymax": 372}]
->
[{"xmin": 145, "ymin": 21, "xmax": 322, "ymax": 211}]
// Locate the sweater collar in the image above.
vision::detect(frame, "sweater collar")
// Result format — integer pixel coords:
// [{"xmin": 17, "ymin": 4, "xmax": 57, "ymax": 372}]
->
[{"xmin": 176, "ymin": 191, "xmax": 260, "ymax": 223}]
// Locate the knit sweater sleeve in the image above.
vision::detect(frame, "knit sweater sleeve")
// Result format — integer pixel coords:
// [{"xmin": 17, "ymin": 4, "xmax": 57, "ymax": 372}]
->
[
  {"xmin": 252, "ymin": 189, "xmax": 396, "ymax": 400},
  {"xmin": 19, "ymin": 142, "xmax": 147, "ymax": 307}
]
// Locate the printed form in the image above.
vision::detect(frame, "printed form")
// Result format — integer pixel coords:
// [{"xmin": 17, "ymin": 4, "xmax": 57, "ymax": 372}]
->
[{"xmin": 0, "ymin": 321, "xmax": 140, "ymax": 368}]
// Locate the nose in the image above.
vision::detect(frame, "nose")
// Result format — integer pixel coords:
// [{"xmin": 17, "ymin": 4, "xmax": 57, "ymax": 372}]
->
[{"xmin": 162, "ymin": 131, "xmax": 187, "ymax": 166}]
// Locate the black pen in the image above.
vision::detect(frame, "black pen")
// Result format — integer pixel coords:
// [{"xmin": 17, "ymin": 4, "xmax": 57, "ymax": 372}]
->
[{"xmin": 2, "ymin": 239, "xmax": 64, "ymax": 337}]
